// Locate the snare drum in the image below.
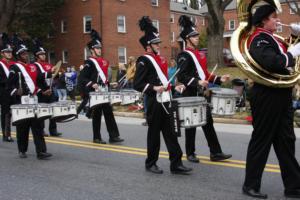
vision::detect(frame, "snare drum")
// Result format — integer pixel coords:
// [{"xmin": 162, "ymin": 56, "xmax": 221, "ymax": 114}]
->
[
  {"xmin": 51, "ymin": 101, "xmax": 77, "ymax": 122},
  {"xmin": 172, "ymin": 97, "xmax": 207, "ymax": 129},
  {"xmin": 110, "ymin": 92, "xmax": 122, "ymax": 104},
  {"xmin": 89, "ymin": 92, "xmax": 110, "ymax": 108},
  {"xmin": 36, "ymin": 103, "xmax": 53, "ymax": 120},
  {"xmin": 120, "ymin": 89, "xmax": 140, "ymax": 105},
  {"xmin": 210, "ymin": 88, "xmax": 239, "ymax": 116},
  {"xmin": 11, "ymin": 104, "xmax": 36, "ymax": 126}
]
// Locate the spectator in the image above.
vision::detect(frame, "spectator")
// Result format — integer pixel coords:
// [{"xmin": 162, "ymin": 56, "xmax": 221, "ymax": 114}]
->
[
  {"xmin": 126, "ymin": 56, "xmax": 136, "ymax": 89},
  {"xmin": 117, "ymin": 63, "xmax": 127, "ymax": 88},
  {"xmin": 65, "ymin": 66, "xmax": 77, "ymax": 101},
  {"xmin": 168, "ymin": 58, "xmax": 177, "ymax": 86},
  {"xmin": 56, "ymin": 70, "xmax": 67, "ymax": 101}
]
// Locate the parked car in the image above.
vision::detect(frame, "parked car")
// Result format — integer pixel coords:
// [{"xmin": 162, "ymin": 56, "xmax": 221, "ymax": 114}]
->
[{"xmin": 199, "ymin": 48, "xmax": 236, "ymax": 67}]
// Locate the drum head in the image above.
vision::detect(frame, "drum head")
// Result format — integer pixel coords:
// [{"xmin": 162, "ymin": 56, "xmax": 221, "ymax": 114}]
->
[{"xmin": 210, "ymin": 87, "xmax": 239, "ymax": 97}]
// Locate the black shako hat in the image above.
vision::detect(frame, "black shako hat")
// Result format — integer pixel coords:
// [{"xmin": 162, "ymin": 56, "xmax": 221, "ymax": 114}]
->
[
  {"xmin": 12, "ymin": 34, "xmax": 28, "ymax": 56},
  {"xmin": 32, "ymin": 38, "xmax": 46, "ymax": 56},
  {"xmin": 178, "ymin": 15, "xmax": 199, "ymax": 40},
  {"xmin": 250, "ymin": 0, "xmax": 277, "ymax": 26},
  {"xmin": 87, "ymin": 29, "xmax": 102, "ymax": 49},
  {"xmin": 0, "ymin": 33, "xmax": 13, "ymax": 52},
  {"xmin": 138, "ymin": 16, "xmax": 161, "ymax": 49}
]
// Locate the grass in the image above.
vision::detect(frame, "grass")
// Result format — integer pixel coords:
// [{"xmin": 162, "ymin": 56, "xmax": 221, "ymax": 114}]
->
[{"xmin": 213, "ymin": 66, "xmax": 248, "ymax": 80}]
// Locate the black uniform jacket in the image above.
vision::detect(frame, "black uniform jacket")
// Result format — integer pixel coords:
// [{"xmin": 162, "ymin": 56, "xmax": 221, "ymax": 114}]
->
[
  {"xmin": 249, "ymin": 29, "xmax": 295, "ymax": 76},
  {"xmin": 177, "ymin": 51, "xmax": 221, "ymax": 97},
  {"xmin": 7, "ymin": 63, "xmax": 50, "ymax": 105},
  {"xmin": 133, "ymin": 55, "xmax": 174, "ymax": 97},
  {"xmin": 78, "ymin": 59, "xmax": 111, "ymax": 97},
  {"xmin": 0, "ymin": 62, "xmax": 10, "ymax": 104}
]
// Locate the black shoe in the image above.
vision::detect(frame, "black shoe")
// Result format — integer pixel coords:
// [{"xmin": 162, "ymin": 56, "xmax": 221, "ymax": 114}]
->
[
  {"xmin": 37, "ymin": 152, "xmax": 52, "ymax": 160},
  {"xmin": 146, "ymin": 164, "xmax": 163, "ymax": 174},
  {"xmin": 210, "ymin": 152, "xmax": 232, "ymax": 162},
  {"xmin": 43, "ymin": 132, "xmax": 49, "ymax": 137},
  {"xmin": 50, "ymin": 132, "xmax": 62, "ymax": 137},
  {"xmin": 109, "ymin": 137, "xmax": 124, "ymax": 143},
  {"xmin": 141, "ymin": 121, "xmax": 148, "ymax": 126},
  {"xmin": 187, "ymin": 154, "xmax": 200, "ymax": 163},
  {"xmin": 19, "ymin": 152, "xmax": 27, "ymax": 158},
  {"xmin": 171, "ymin": 165, "xmax": 193, "ymax": 175},
  {"xmin": 93, "ymin": 139, "xmax": 107, "ymax": 144},
  {"xmin": 242, "ymin": 186, "xmax": 268, "ymax": 199},
  {"xmin": 284, "ymin": 189, "xmax": 300, "ymax": 198},
  {"xmin": 3, "ymin": 136, "xmax": 14, "ymax": 142}
]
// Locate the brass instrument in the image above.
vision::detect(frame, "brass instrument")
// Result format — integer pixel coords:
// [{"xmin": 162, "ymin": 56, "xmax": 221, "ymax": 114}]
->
[{"xmin": 230, "ymin": 0, "xmax": 300, "ymax": 88}]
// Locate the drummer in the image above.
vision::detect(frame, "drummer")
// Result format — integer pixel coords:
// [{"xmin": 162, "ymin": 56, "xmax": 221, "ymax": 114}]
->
[
  {"xmin": 176, "ymin": 15, "xmax": 232, "ymax": 163},
  {"xmin": 32, "ymin": 39, "xmax": 62, "ymax": 137},
  {"xmin": 77, "ymin": 29, "xmax": 124, "ymax": 144},
  {"xmin": 7, "ymin": 35, "xmax": 52, "ymax": 159},
  {"xmin": 134, "ymin": 16, "xmax": 192, "ymax": 174}
]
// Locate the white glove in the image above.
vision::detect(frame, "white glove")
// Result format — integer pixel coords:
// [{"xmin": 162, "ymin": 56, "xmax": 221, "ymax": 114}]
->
[
  {"xmin": 290, "ymin": 23, "xmax": 300, "ymax": 36},
  {"xmin": 288, "ymin": 42, "xmax": 300, "ymax": 57}
]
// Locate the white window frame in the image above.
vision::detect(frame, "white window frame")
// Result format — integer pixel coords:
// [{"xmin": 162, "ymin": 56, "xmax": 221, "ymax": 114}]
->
[
  {"xmin": 202, "ymin": 18, "xmax": 205, "ymax": 26},
  {"xmin": 170, "ymin": 14, "xmax": 175, "ymax": 23},
  {"xmin": 228, "ymin": 20, "xmax": 235, "ymax": 30},
  {"xmin": 290, "ymin": 3, "xmax": 300, "ymax": 14},
  {"xmin": 151, "ymin": 0, "xmax": 158, "ymax": 6},
  {"xmin": 118, "ymin": 47, "xmax": 127, "ymax": 64},
  {"xmin": 61, "ymin": 20, "xmax": 67, "ymax": 33},
  {"xmin": 83, "ymin": 15, "xmax": 92, "ymax": 33},
  {"xmin": 84, "ymin": 47, "xmax": 91, "ymax": 60},
  {"xmin": 152, "ymin": 20, "xmax": 159, "ymax": 32},
  {"xmin": 117, "ymin": 15, "xmax": 126, "ymax": 33},
  {"xmin": 62, "ymin": 50, "xmax": 69, "ymax": 63},
  {"xmin": 171, "ymin": 32, "xmax": 175, "ymax": 42},
  {"xmin": 276, "ymin": 25, "xmax": 283, "ymax": 33}
]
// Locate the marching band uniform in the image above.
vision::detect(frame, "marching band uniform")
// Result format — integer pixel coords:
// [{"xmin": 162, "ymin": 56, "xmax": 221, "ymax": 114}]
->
[
  {"xmin": 32, "ymin": 40, "xmax": 62, "ymax": 137},
  {"xmin": 78, "ymin": 29, "xmax": 124, "ymax": 144},
  {"xmin": 0, "ymin": 33, "xmax": 14, "ymax": 142},
  {"xmin": 7, "ymin": 36, "xmax": 52, "ymax": 159},
  {"xmin": 134, "ymin": 16, "xmax": 192, "ymax": 174},
  {"xmin": 176, "ymin": 15, "xmax": 232, "ymax": 163},
  {"xmin": 242, "ymin": 2, "xmax": 300, "ymax": 199}
]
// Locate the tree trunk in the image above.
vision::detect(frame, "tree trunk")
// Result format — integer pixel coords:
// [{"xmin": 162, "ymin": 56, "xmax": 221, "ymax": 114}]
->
[
  {"xmin": 205, "ymin": 0, "xmax": 232, "ymax": 68},
  {"xmin": 0, "ymin": 0, "xmax": 16, "ymax": 32}
]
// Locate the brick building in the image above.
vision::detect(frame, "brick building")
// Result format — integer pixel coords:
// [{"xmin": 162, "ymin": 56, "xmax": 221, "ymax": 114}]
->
[{"xmin": 48, "ymin": 0, "xmax": 171, "ymax": 68}]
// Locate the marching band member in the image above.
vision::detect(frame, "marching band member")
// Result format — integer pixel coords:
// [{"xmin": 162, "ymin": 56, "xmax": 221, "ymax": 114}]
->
[
  {"xmin": 32, "ymin": 39, "xmax": 62, "ymax": 137},
  {"xmin": 176, "ymin": 15, "xmax": 232, "ymax": 163},
  {"xmin": 242, "ymin": 1, "xmax": 300, "ymax": 198},
  {"xmin": 78, "ymin": 29, "xmax": 124, "ymax": 144},
  {"xmin": 0, "ymin": 33, "xmax": 14, "ymax": 142},
  {"xmin": 134, "ymin": 16, "xmax": 192, "ymax": 174},
  {"xmin": 7, "ymin": 35, "xmax": 52, "ymax": 159}
]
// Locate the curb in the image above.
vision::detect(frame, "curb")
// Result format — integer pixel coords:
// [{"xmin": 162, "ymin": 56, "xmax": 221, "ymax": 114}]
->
[{"xmin": 113, "ymin": 111, "xmax": 251, "ymax": 125}]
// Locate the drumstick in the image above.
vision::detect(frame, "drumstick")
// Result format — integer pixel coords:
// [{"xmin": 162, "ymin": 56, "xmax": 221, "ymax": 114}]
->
[
  {"xmin": 167, "ymin": 68, "xmax": 180, "ymax": 85},
  {"xmin": 118, "ymin": 74, "xmax": 127, "ymax": 83},
  {"xmin": 207, "ymin": 64, "xmax": 218, "ymax": 81}
]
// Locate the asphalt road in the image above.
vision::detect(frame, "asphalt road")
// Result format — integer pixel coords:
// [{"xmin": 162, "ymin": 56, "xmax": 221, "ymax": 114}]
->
[{"xmin": 0, "ymin": 116, "xmax": 300, "ymax": 200}]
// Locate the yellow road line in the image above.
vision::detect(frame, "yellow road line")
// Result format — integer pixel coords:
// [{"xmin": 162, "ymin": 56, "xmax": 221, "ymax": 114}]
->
[{"xmin": 2, "ymin": 132, "xmax": 281, "ymax": 173}]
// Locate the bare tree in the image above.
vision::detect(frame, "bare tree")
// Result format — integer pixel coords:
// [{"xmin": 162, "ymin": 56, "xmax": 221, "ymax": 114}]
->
[
  {"xmin": 0, "ymin": 0, "xmax": 17, "ymax": 32},
  {"xmin": 205, "ymin": 0, "xmax": 233, "ymax": 67},
  {"xmin": 285, "ymin": 0, "xmax": 300, "ymax": 16}
]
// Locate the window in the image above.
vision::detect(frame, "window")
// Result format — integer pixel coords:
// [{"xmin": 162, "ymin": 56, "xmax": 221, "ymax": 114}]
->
[
  {"xmin": 190, "ymin": 16, "xmax": 197, "ymax": 25},
  {"xmin": 118, "ymin": 47, "xmax": 127, "ymax": 64},
  {"xmin": 229, "ymin": 20, "xmax": 235, "ymax": 30},
  {"xmin": 62, "ymin": 50, "xmax": 69, "ymax": 63},
  {"xmin": 61, "ymin": 20, "xmax": 67, "ymax": 33},
  {"xmin": 276, "ymin": 25, "xmax": 283, "ymax": 33},
  {"xmin": 83, "ymin": 16, "xmax": 92, "ymax": 33},
  {"xmin": 290, "ymin": 3, "xmax": 300, "ymax": 14},
  {"xmin": 170, "ymin": 14, "xmax": 175, "ymax": 23},
  {"xmin": 117, "ymin": 15, "xmax": 126, "ymax": 33},
  {"xmin": 84, "ymin": 47, "xmax": 91, "ymax": 60},
  {"xmin": 152, "ymin": 20, "xmax": 159, "ymax": 32},
  {"xmin": 48, "ymin": 51, "xmax": 56, "ymax": 64},
  {"xmin": 151, "ymin": 0, "xmax": 158, "ymax": 6},
  {"xmin": 171, "ymin": 32, "xmax": 175, "ymax": 42}
]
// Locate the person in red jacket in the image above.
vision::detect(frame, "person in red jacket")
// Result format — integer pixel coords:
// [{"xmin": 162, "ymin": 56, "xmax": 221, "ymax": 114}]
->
[
  {"xmin": 176, "ymin": 15, "xmax": 232, "ymax": 163},
  {"xmin": 0, "ymin": 33, "xmax": 14, "ymax": 142}
]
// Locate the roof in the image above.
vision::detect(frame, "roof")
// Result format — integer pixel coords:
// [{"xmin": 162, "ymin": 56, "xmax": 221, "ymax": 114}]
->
[{"xmin": 170, "ymin": 1, "xmax": 203, "ymax": 16}]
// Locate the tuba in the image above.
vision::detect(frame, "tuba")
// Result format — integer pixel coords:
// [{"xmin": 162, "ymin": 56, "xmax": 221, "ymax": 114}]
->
[{"xmin": 230, "ymin": 0, "xmax": 300, "ymax": 88}]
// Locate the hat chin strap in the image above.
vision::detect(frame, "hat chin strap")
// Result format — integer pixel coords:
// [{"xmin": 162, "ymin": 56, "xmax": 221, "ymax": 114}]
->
[
  {"xmin": 150, "ymin": 44, "xmax": 159, "ymax": 55},
  {"xmin": 187, "ymin": 38, "xmax": 197, "ymax": 49}
]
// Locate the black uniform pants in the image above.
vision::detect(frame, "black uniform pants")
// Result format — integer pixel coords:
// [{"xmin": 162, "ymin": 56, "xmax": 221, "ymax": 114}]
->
[
  {"xmin": 1, "ymin": 102, "xmax": 11, "ymax": 137},
  {"xmin": 185, "ymin": 105, "xmax": 222, "ymax": 156},
  {"xmin": 244, "ymin": 85, "xmax": 300, "ymax": 191},
  {"xmin": 41, "ymin": 119, "xmax": 57, "ymax": 134},
  {"xmin": 92, "ymin": 103, "xmax": 119, "ymax": 140},
  {"xmin": 16, "ymin": 118, "xmax": 47, "ymax": 154},
  {"xmin": 145, "ymin": 97, "xmax": 183, "ymax": 170}
]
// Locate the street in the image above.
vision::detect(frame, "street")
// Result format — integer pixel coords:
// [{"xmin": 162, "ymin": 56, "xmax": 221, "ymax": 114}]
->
[{"xmin": 0, "ymin": 116, "xmax": 300, "ymax": 200}]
